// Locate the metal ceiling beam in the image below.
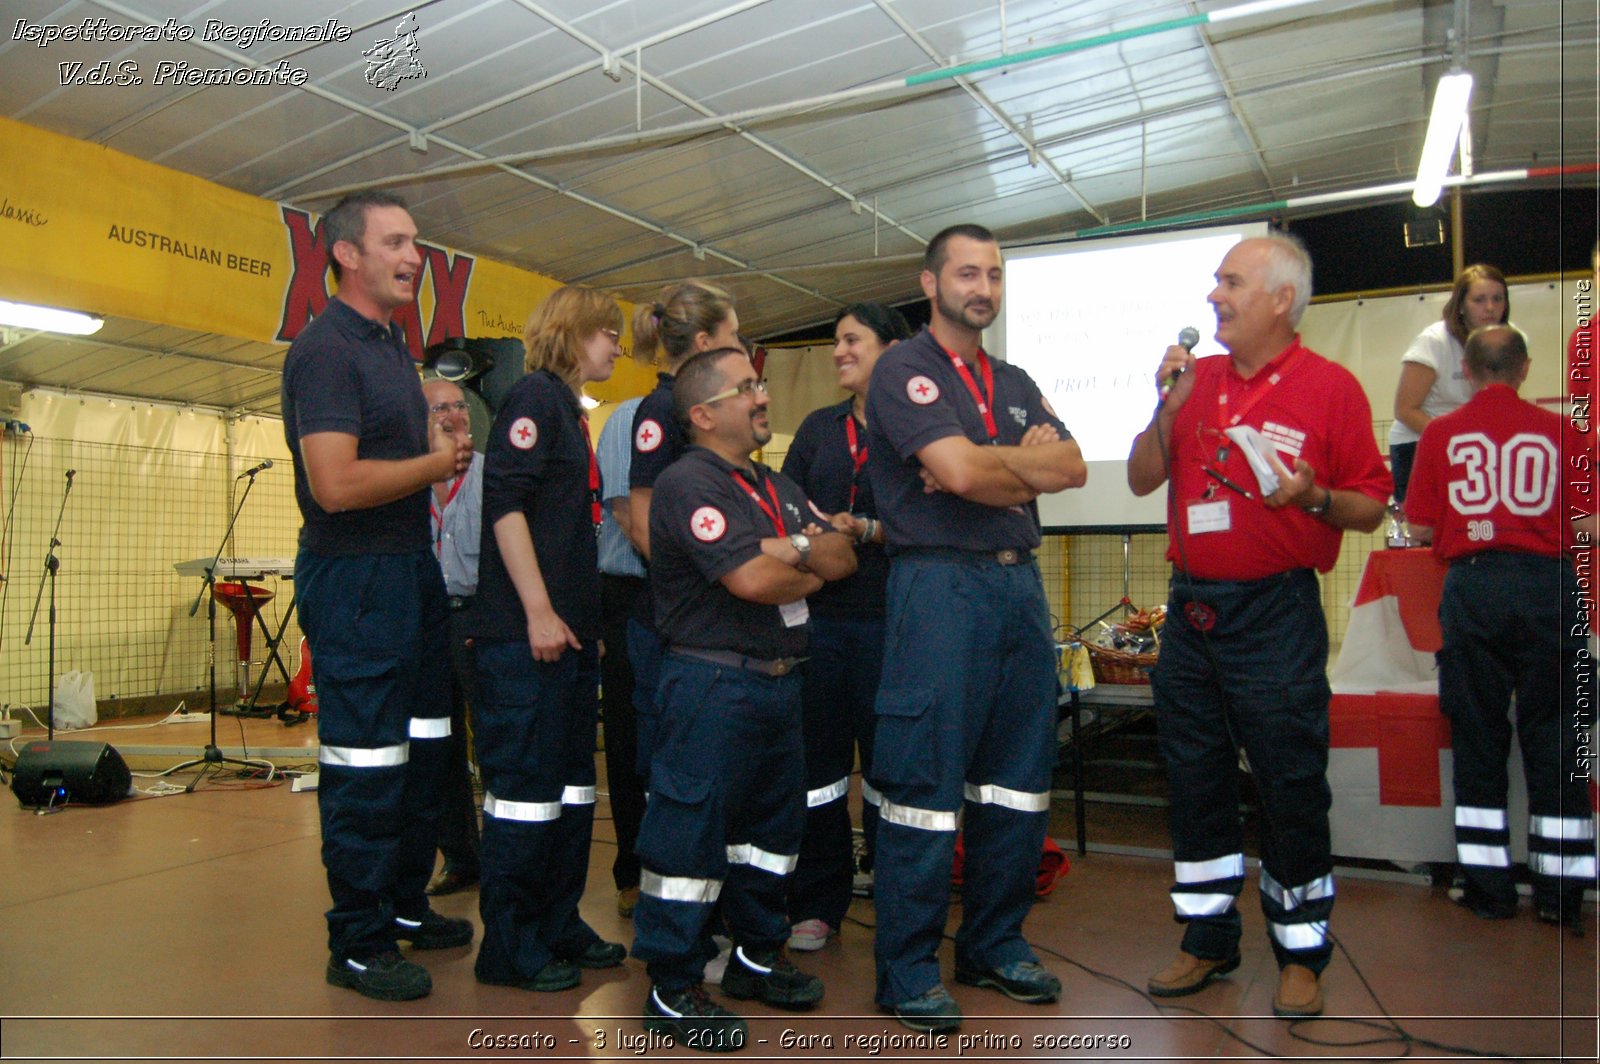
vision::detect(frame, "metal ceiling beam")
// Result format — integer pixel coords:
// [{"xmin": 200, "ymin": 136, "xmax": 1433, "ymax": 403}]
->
[
  {"xmin": 871, "ymin": 0, "xmax": 1106, "ymax": 225},
  {"xmin": 263, "ymin": 0, "xmax": 777, "ymax": 200},
  {"xmin": 510, "ymin": 0, "xmax": 922, "ymax": 278},
  {"xmin": 1186, "ymin": 3, "xmax": 1276, "ymax": 192}
]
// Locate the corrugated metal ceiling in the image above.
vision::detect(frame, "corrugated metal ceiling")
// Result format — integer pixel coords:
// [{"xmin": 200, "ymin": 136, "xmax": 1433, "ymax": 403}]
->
[{"xmin": 0, "ymin": 0, "xmax": 1590, "ymax": 416}]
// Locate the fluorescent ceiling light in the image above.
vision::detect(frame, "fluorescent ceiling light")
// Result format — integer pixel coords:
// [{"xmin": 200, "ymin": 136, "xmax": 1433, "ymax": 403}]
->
[
  {"xmin": 0, "ymin": 300, "xmax": 105, "ymax": 335},
  {"xmin": 1208, "ymin": 0, "xmax": 1323, "ymax": 24},
  {"xmin": 1413, "ymin": 72, "xmax": 1474, "ymax": 207}
]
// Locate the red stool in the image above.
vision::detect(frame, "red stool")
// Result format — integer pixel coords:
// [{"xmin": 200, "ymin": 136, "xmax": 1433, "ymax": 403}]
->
[{"xmin": 213, "ymin": 581, "xmax": 275, "ymax": 701}]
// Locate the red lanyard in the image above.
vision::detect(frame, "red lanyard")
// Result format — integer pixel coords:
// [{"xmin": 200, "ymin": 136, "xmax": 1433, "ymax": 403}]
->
[
  {"xmin": 938, "ymin": 342, "xmax": 998, "ymax": 440},
  {"xmin": 729, "ymin": 470, "xmax": 787, "ymax": 536},
  {"xmin": 1215, "ymin": 343, "xmax": 1308, "ymax": 430},
  {"xmin": 578, "ymin": 413, "xmax": 602, "ymax": 529},
  {"xmin": 844, "ymin": 414, "xmax": 868, "ymax": 510},
  {"xmin": 428, "ymin": 474, "xmax": 465, "ymax": 555}
]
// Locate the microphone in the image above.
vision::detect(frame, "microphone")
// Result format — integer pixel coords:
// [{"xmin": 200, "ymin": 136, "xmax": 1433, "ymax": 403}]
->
[
  {"xmin": 1159, "ymin": 326, "xmax": 1202, "ymax": 401},
  {"xmin": 237, "ymin": 459, "xmax": 274, "ymax": 479}
]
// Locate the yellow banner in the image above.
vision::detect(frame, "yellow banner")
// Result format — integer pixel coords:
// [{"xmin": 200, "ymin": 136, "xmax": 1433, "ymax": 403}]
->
[{"xmin": 0, "ymin": 115, "xmax": 653, "ymax": 400}]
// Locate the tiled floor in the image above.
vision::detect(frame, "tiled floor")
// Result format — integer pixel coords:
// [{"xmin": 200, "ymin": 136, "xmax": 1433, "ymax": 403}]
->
[{"xmin": 2, "ymin": 714, "xmax": 1595, "ymax": 1061}]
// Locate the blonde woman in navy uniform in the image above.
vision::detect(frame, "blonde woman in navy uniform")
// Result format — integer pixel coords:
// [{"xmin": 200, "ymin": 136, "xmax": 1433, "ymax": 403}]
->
[{"xmin": 468, "ymin": 287, "xmax": 627, "ymax": 992}]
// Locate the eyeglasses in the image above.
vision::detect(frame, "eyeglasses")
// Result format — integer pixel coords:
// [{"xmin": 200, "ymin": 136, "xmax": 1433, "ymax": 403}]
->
[
  {"xmin": 700, "ymin": 379, "xmax": 769, "ymax": 405},
  {"xmin": 429, "ymin": 400, "xmax": 470, "ymax": 415}
]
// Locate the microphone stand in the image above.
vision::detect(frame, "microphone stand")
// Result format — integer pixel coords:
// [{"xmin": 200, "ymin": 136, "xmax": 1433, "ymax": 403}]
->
[
  {"xmin": 171, "ymin": 468, "xmax": 276, "ymax": 790},
  {"xmin": 24, "ymin": 469, "xmax": 75, "ymax": 741}
]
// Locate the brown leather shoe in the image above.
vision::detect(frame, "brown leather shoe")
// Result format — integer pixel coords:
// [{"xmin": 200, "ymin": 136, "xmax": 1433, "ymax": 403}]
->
[
  {"xmin": 425, "ymin": 867, "xmax": 478, "ymax": 896},
  {"xmin": 1147, "ymin": 950, "xmax": 1240, "ymax": 997},
  {"xmin": 616, "ymin": 886, "xmax": 640, "ymax": 918},
  {"xmin": 1272, "ymin": 964, "xmax": 1323, "ymax": 1017}
]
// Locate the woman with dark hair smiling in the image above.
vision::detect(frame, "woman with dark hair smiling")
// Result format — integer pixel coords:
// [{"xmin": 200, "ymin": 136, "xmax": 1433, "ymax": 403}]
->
[
  {"xmin": 781, "ymin": 302, "xmax": 912, "ymax": 951},
  {"xmin": 468, "ymin": 286, "xmax": 627, "ymax": 994},
  {"xmin": 1388, "ymin": 264, "xmax": 1510, "ymax": 501}
]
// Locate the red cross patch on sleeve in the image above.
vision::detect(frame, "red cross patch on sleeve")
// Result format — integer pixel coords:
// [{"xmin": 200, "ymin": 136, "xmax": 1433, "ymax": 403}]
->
[
  {"xmin": 690, "ymin": 506, "xmax": 727, "ymax": 542},
  {"xmin": 635, "ymin": 418, "xmax": 664, "ymax": 453},
  {"xmin": 509, "ymin": 416, "xmax": 538, "ymax": 450},
  {"xmin": 906, "ymin": 375, "xmax": 939, "ymax": 404}
]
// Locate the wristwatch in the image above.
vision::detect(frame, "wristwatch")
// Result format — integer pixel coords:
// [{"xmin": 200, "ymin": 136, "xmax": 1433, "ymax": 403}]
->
[
  {"xmin": 1302, "ymin": 487, "xmax": 1333, "ymax": 516},
  {"xmin": 788, "ymin": 532, "xmax": 812, "ymax": 564}
]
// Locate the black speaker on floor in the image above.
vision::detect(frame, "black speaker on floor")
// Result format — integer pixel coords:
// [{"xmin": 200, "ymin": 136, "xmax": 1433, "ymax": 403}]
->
[{"xmin": 11, "ymin": 741, "xmax": 131, "ymax": 807}]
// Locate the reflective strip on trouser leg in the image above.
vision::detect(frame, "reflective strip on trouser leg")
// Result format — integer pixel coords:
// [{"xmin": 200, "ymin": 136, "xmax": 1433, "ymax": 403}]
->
[
  {"xmin": 1529, "ymin": 814, "xmax": 1599, "ymax": 880},
  {"xmin": 563, "ymin": 785, "xmax": 596, "ymax": 805},
  {"xmin": 861, "ymin": 780, "xmax": 882, "ymax": 807},
  {"xmin": 879, "ymin": 798, "xmax": 958, "ymax": 832},
  {"xmin": 482, "ymin": 791, "xmax": 561, "ymax": 822},
  {"xmin": 407, "ymin": 716, "xmax": 450, "ymax": 739},
  {"xmin": 640, "ymin": 868, "xmax": 723, "ymax": 904},
  {"xmin": 1455, "ymin": 805, "xmax": 1512, "ymax": 867},
  {"xmin": 1269, "ymin": 918, "xmax": 1329, "ymax": 951},
  {"xmin": 1530, "ymin": 815, "xmax": 1597, "ymax": 841},
  {"xmin": 1530, "ymin": 852, "xmax": 1599, "ymax": 878},
  {"xmin": 1260, "ymin": 870, "xmax": 1335, "ymax": 954},
  {"xmin": 963, "ymin": 782, "xmax": 1050, "ymax": 812},
  {"xmin": 1455, "ymin": 805, "xmax": 1507, "ymax": 831},
  {"xmin": 806, "ymin": 775, "xmax": 849, "ymax": 808},
  {"xmin": 321, "ymin": 742, "xmax": 409, "ymax": 767},
  {"xmin": 1170, "ymin": 853, "xmax": 1245, "ymax": 918},
  {"xmin": 1458, "ymin": 843, "xmax": 1512, "ymax": 867},
  {"xmin": 1259, "ymin": 870, "xmax": 1335, "ymax": 912},
  {"xmin": 726, "ymin": 842, "xmax": 798, "ymax": 876}
]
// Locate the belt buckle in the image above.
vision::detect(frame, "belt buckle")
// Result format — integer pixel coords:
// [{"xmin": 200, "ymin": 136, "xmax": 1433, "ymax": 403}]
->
[{"xmin": 996, "ymin": 549, "xmax": 1019, "ymax": 565}]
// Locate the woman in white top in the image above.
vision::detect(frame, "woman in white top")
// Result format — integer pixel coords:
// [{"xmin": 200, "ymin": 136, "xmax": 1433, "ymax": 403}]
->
[{"xmin": 1388, "ymin": 263, "xmax": 1510, "ymax": 501}]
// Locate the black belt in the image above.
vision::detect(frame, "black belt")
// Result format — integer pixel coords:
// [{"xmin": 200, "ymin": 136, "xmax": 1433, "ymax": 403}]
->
[
  {"xmin": 670, "ymin": 647, "xmax": 807, "ymax": 678},
  {"xmin": 448, "ymin": 594, "xmax": 475, "ymax": 611},
  {"xmin": 902, "ymin": 547, "xmax": 1032, "ymax": 566}
]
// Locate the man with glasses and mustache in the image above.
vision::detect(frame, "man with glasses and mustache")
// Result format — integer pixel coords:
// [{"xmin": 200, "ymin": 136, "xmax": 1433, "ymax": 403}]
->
[
  {"xmin": 864, "ymin": 224, "xmax": 1086, "ymax": 1033},
  {"xmin": 631, "ymin": 348, "xmax": 857, "ymax": 1050},
  {"xmin": 421, "ymin": 377, "xmax": 484, "ymax": 899}
]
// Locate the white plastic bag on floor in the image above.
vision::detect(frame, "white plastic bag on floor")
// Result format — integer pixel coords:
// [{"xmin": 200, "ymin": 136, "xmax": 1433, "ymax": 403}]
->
[{"xmin": 53, "ymin": 670, "xmax": 97, "ymax": 730}]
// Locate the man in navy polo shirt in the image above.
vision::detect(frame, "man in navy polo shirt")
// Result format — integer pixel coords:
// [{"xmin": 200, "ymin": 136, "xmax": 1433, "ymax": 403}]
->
[
  {"xmin": 632, "ymin": 348, "xmax": 857, "ymax": 1050},
  {"xmin": 864, "ymin": 224, "xmax": 1087, "ymax": 1032},
  {"xmin": 282, "ymin": 190, "xmax": 475, "ymax": 1002}
]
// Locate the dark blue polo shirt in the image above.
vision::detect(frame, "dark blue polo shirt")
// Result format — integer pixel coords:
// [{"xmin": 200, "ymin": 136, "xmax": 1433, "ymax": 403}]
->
[
  {"xmin": 470, "ymin": 370, "xmax": 601, "ymax": 642},
  {"xmin": 628, "ymin": 373, "xmax": 686, "ymax": 491},
  {"xmin": 782, "ymin": 399, "xmax": 888, "ymax": 619},
  {"xmin": 281, "ymin": 297, "xmax": 430, "ymax": 556},
  {"xmin": 650, "ymin": 447, "xmax": 826, "ymax": 660},
  {"xmin": 864, "ymin": 327, "xmax": 1069, "ymax": 553},
  {"xmin": 627, "ymin": 373, "xmax": 687, "ymax": 629}
]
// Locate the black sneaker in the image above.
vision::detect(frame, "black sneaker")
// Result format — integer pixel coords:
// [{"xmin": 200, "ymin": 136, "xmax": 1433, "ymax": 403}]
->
[
  {"xmin": 886, "ymin": 984, "xmax": 962, "ymax": 1033},
  {"xmin": 478, "ymin": 959, "xmax": 582, "ymax": 992},
  {"xmin": 564, "ymin": 939, "xmax": 627, "ymax": 969},
  {"xmin": 719, "ymin": 945, "xmax": 823, "ymax": 1010},
  {"xmin": 326, "ymin": 951, "xmax": 432, "ymax": 1001},
  {"xmin": 1453, "ymin": 882, "xmax": 1516, "ymax": 920},
  {"xmin": 643, "ymin": 984, "xmax": 748, "ymax": 1053},
  {"xmin": 954, "ymin": 959, "xmax": 1062, "ymax": 1003},
  {"xmin": 394, "ymin": 910, "xmax": 474, "ymax": 949},
  {"xmin": 1536, "ymin": 896, "xmax": 1586, "ymax": 935}
]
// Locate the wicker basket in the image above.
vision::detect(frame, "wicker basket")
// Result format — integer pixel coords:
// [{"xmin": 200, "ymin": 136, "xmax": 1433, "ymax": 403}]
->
[{"xmin": 1086, "ymin": 642, "xmax": 1157, "ymax": 685}]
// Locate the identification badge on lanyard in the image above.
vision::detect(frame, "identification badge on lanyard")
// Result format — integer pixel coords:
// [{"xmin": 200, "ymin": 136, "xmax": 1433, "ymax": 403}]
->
[{"xmin": 1187, "ymin": 499, "xmax": 1231, "ymax": 534}]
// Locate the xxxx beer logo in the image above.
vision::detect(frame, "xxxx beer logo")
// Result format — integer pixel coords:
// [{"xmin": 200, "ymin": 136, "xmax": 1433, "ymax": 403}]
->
[{"xmin": 276, "ymin": 206, "xmax": 476, "ymax": 360}]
